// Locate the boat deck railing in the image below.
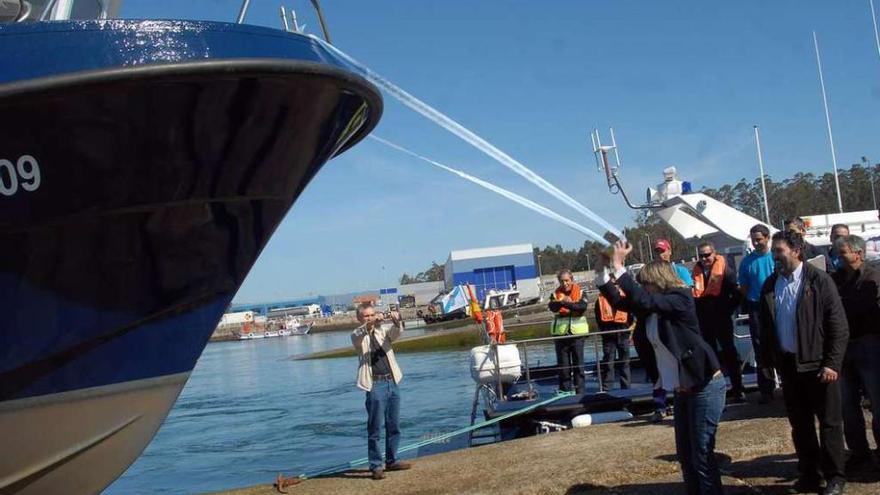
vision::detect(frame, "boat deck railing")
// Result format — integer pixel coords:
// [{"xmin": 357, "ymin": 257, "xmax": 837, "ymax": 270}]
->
[
  {"xmin": 485, "ymin": 314, "xmax": 754, "ymax": 402},
  {"xmin": 488, "ymin": 328, "xmax": 639, "ymax": 402}
]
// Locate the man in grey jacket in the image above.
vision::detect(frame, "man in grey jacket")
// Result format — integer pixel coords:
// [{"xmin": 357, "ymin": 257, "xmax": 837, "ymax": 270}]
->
[{"xmin": 351, "ymin": 303, "xmax": 412, "ymax": 480}]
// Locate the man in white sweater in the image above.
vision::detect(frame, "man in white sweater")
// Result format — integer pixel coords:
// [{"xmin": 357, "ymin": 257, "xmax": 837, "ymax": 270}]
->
[{"xmin": 351, "ymin": 303, "xmax": 412, "ymax": 480}]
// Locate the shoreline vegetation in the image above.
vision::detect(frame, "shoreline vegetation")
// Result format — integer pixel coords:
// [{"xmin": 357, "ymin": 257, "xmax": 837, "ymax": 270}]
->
[{"xmin": 293, "ymin": 320, "xmax": 565, "ymax": 360}]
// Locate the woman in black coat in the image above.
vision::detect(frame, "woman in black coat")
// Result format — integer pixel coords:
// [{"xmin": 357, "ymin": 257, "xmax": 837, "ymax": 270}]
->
[{"xmin": 598, "ymin": 241, "xmax": 726, "ymax": 495}]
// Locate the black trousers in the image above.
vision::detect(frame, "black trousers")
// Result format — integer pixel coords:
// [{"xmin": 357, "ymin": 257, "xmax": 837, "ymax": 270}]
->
[
  {"xmin": 555, "ymin": 336, "xmax": 585, "ymax": 394},
  {"xmin": 779, "ymin": 354, "xmax": 845, "ymax": 481},
  {"xmin": 600, "ymin": 332, "xmax": 630, "ymax": 391},
  {"xmin": 700, "ymin": 318, "xmax": 744, "ymax": 394}
]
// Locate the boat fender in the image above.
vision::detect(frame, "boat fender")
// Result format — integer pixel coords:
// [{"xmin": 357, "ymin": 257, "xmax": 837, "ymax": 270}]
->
[{"xmin": 570, "ymin": 410, "xmax": 633, "ymax": 428}]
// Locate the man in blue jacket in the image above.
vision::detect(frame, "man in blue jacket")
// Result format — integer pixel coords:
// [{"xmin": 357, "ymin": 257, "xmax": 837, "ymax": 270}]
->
[{"xmin": 739, "ymin": 224, "xmax": 777, "ymax": 403}]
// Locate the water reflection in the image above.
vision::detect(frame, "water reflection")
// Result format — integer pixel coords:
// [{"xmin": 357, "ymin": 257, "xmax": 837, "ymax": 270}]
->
[{"xmin": 107, "ymin": 328, "xmax": 501, "ymax": 494}]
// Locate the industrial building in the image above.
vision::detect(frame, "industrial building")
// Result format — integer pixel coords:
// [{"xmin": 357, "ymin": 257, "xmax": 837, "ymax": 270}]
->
[
  {"xmin": 229, "ymin": 297, "xmax": 324, "ymax": 316},
  {"xmin": 396, "ymin": 281, "xmax": 445, "ymax": 306},
  {"xmin": 444, "ymin": 244, "xmax": 540, "ymax": 303}
]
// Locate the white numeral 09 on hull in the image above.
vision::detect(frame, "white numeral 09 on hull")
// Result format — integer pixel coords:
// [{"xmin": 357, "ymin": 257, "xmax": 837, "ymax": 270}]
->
[{"xmin": 0, "ymin": 155, "xmax": 41, "ymax": 196}]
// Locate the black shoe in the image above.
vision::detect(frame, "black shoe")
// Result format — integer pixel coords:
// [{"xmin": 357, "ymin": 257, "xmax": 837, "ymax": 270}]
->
[
  {"xmin": 649, "ymin": 410, "xmax": 666, "ymax": 423},
  {"xmin": 822, "ymin": 478, "xmax": 845, "ymax": 495},
  {"xmin": 385, "ymin": 461, "xmax": 412, "ymax": 471},
  {"xmin": 728, "ymin": 391, "xmax": 746, "ymax": 404},
  {"xmin": 788, "ymin": 475, "xmax": 822, "ymax": 494},
  {"xmin": 758, "ymin": 391, "xmax": 774, "ymax": 404},
  {"xmin": 846, "ymin": 450, "xmax": 872, "ymax": 473}
]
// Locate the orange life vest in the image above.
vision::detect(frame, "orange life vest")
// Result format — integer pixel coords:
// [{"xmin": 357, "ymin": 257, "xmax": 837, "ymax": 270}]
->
[
  {"xmin": 485, "ymin": 310, "xmax": 506, "ymax": 343},
  {"xmin": 598, "ymin": 293, "xmax": 629, "ymax": 324},
  {"xmin": 554, "ymin": 283, "xmax": 583, "ymax": 317},
  {"xmin": 692, "ymin": 255, "xmax": 726, "ymax": 298}
]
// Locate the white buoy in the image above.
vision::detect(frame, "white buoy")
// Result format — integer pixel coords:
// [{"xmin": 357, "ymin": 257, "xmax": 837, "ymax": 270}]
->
[{"xmin": 571, "ymin": 410, "xmax": 634, "ymax": 427}]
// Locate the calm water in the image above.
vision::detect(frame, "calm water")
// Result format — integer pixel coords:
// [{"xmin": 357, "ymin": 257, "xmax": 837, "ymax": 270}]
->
[{"xmin": 106, "ymin": 330, "xmax": 561, "ymax": 494}]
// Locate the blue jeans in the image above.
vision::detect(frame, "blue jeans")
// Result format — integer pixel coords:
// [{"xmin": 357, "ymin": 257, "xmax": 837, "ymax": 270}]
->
[
  {"xmin": 674, "ymin": 374, "xmax": 727, "ymax": 495},
  {"xmin": 365, "ymin": 379, "xmax": 401, "ymax": 471},
  {"xmin": 747, "ymin": 300, "xmax": 775, "ymax": 394},
  {"xmin": 842, "ymin": 335, "xmax": 880, "ymax": 456}
]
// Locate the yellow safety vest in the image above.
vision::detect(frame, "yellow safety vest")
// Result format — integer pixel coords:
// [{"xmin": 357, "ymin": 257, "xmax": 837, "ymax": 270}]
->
[{"xmin": 551, "ymin": 313, "xmax": 590, "ymax": 336}]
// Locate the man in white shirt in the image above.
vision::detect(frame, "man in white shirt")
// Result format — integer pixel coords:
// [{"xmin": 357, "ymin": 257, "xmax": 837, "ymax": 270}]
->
[{"xmin": 759, "ymin": 231, "xmax": 849, "ymax": 495}]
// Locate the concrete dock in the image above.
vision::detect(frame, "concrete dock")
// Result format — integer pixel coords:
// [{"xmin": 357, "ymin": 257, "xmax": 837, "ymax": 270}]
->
[{"xmin": 211, "ymin": 399, "xmax": 879, "ymax": 494}]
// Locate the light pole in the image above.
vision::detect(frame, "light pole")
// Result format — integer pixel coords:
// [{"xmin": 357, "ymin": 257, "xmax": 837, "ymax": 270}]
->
[
  {"xmin": 813, "ymin": 31, "xmax": 844, "ymax": 213},
  {"xmin": 754, "ymin": 125, "xmax": 771, "ymax": 223},
  {"xmin": 864, "ymin": 157, "xmax": 877, "ymax": 211},
  {"xmin": 536, "ymin": 254, "xmax": 543, "ymax": 280}
]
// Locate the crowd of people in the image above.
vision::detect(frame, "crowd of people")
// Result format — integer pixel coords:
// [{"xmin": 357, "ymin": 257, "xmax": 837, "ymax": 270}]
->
[
  {"xmin": 340, "ymin": 218, "xmax": 877, "ymax": 494},
  {"xmin": 544, "ymin": 219, "xmax": 880, "ymax": 495}
]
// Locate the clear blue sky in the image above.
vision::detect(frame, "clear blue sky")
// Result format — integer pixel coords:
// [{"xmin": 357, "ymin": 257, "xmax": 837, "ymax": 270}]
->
[{"xmin": 123, "ymin": 1, "xmax": 880, "ymax": 303}]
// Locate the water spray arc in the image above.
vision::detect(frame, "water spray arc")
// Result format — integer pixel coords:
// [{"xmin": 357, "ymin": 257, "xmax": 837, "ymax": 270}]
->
[
  {"xmin": 371, "ymin": 136, "xmax": 610, "ymax": 246},
  {"xmin": 314, "ymin": 36, "xmax": 623, "ymax": 241}
]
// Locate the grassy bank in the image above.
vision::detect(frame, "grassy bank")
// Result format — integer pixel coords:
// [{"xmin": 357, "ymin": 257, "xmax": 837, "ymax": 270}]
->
[{"xmin": 294, "ymin": 320, "xmax": 587, "ymax": 360}]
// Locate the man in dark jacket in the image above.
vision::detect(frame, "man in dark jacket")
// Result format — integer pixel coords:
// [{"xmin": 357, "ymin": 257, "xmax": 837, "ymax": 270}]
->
[
  {"xmin": 826, "ymin": 224, "xmax": 849, "ymax": 274},
  {"xmin": 832, "ymin": 234, "xmax": 880, "ymax": 471},
  {"xmin": 594, "ymin": 288, "xmax": 634, "ymax": 392},
  {"xmin": 785, "ymin": 217, "xmax": 824, "ymax": 261},
  {"xmin": 760, "ymin": 231, "xmax": 849, "ymax": 495},
  {"xmin": 693, "ymin": 241, "xmax": 744, "ymax": 402}
]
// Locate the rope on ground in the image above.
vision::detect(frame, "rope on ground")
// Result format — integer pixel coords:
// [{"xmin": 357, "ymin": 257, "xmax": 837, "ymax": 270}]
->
[{"xmin": 276, "ymin": 390, "xmax": 575, "ymax": 487}]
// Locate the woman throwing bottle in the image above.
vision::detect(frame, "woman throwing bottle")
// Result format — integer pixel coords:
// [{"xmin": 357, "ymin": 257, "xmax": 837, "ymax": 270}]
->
[{"xmin": 597, "ymin": 241, "xmax": 726, "ymax": 495}]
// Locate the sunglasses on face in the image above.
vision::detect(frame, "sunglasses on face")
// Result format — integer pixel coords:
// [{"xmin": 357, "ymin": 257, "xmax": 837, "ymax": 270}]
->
[{"xmin": 698, "ymin": 253, "xmax": 713, "ymax": 259}]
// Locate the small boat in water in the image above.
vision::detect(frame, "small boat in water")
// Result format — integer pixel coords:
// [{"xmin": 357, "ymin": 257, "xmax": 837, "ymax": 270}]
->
[
  {"xmin": 0, "ymin": 1, "xmax": 381, "ymax": 493},
  {"xmin": 285, "ymin": 315, "xmax": 313, "ymax": 335},
  {"xmin": 234, "ymin": 316, "xmax": 311, "ymax": 339}
]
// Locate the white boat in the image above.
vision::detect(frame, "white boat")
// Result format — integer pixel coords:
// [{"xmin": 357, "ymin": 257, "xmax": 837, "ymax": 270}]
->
[{"xmin": 284, "ymin": 316, "xmax": 313, "ymax": 335}]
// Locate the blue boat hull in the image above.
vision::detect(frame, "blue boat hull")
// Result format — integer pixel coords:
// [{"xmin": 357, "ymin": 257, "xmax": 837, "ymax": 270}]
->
[{"xmin": 0, "ymin": 20, "xmax": 380, "ymax": 494}]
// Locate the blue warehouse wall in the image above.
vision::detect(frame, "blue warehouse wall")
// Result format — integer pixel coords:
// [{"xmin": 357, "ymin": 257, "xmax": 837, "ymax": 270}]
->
[
  {"xmin": 449, "ymin": 252, "xmax": 535, "ymax": 273},
  {"xmin": 450, "ymin": 255, "xmax": 537, "ymax": 301}
]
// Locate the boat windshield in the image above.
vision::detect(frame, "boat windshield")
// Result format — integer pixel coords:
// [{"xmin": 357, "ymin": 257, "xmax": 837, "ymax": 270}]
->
[{"xmin": 3, "ymin": 0, "xmax": 121, "ymax": 23}]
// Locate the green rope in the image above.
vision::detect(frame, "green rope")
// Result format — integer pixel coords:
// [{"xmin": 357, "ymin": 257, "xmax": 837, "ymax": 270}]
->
[{"xmin": 295, "ymin": 390, "xmax": 574, "ymax": 480}]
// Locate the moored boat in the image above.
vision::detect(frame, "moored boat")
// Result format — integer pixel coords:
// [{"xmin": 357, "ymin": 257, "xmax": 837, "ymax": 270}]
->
[{"xmin": 0, "ymin": 2, "xmax": 381, "ymax": 494}]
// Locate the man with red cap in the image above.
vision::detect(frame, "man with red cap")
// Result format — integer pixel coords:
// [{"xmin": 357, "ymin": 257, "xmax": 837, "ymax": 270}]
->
[{"xmin": 654, "ymin": 239, "xmax": 694, "ymax": 287}]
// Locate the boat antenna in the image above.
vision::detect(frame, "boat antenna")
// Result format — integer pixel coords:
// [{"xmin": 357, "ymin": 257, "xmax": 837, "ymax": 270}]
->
[
  {"xmin": 39, "ymin": 0, "xmax": 59, "ymax": 21},
  {"xmin": 309, "ymin": 0, "xmax": 332, "ymax": 43},
  {"xmin": 236, "ymin": 0, "xmax": 251, "ymax": 24},
  {"xmin": 812, "ymin": 31, "xmax": 844, "ymax": 213},
  {"xmin": 590, "ymin": 128, "xmax": 652, "ymax": 210},
  {"xmin": 290, "ymin": 6, "xmax": 305, "ymax": 33},
  {"xmin": 279, "ymin": 6, "xmax": 290, "ymax": 31}
]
